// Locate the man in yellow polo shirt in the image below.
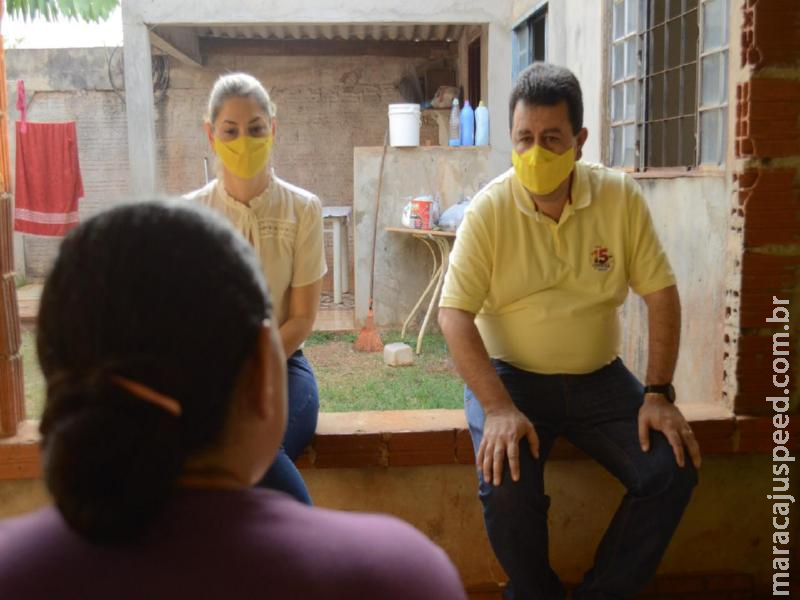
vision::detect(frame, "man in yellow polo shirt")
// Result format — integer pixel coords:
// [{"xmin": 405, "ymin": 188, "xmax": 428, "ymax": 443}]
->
[{"xmin": 439, "ymin": 63, "xmax": 701, "ymax": 600}]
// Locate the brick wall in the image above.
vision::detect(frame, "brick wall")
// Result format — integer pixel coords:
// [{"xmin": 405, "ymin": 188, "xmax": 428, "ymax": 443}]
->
[{"xmin": 731, "ymin": 0, "xmax": 800, "ymax": 416}]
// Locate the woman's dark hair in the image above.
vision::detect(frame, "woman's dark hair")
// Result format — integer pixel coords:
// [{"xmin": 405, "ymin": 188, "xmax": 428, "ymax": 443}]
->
[
  {"xmin": 37, "ymin": 199, "xmax": 271, "ymax": 544},
  {"xmin": 508, "ymin": 62, "xmax": 584, "ymax": 134}
]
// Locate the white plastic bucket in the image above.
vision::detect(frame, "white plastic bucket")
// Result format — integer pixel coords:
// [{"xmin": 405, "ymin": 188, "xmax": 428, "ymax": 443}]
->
[{"xmin": 388, "ymin": 103, "xmax": 421, "ymax": 147}]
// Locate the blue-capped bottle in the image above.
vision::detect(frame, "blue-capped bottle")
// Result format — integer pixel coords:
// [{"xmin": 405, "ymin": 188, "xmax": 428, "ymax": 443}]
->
[
  {"xmin": 448, "ymin": 98, "xmax": 461, "ymax": 147},
  {"xmin": 460, "ymin": 100, "xmax": 475, "ymax": 146}
]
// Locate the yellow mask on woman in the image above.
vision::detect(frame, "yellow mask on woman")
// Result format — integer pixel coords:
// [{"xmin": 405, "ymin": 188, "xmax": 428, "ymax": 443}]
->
[
  {"xmin": 511, "ymin": 145, "xmax": 575, "ymax": 195},
  {"xmin": 214, "ymin": 134, "xmax": 274, "ymax": 180}
]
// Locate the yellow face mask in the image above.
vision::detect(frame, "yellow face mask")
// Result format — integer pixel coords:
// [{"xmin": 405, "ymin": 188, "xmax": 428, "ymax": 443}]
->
[
  {"xmin": 511, "ymin": 145, "xmax": 576, "ymax": 196},
  {"xmin": 213, "ymin": 134, "xmax": 274, "ymax": 180}
]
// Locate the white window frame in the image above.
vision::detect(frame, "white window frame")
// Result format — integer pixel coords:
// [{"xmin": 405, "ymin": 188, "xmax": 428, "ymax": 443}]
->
[
  {"xmin": 607, "ymin": 0, "xmax": 729, "ymax": 171},
  {"xmin": 697, "ymin": 0, "xmax": 729, "ymax": 166}
]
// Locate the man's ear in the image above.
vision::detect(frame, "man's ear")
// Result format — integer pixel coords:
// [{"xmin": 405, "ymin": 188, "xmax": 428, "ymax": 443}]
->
[
  {"xmin": 575, "ymin": 127, "xmax": 589, "ymax": 161},
  {"xmin": 270, "ymin": 117, "xmax": 278, "ymax": 138}
]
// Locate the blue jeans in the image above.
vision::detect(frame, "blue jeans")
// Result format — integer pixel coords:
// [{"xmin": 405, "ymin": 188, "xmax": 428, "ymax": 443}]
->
[
  {"xmin": 465, "ymin": 358, "xmax": 697, "ymax": 600},
  {"xmin": 257, "ymin": 350, "xmax": 319, "ymax": 505}
]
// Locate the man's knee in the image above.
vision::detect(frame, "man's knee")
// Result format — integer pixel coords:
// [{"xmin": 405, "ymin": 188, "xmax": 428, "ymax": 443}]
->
[
  {"xmin": 479, "ymin": 471, "xmax": 549, "ymax": 516},
  {"xmin": 635, "ymin": 440, "xmax": 698, "ymax": 499}
]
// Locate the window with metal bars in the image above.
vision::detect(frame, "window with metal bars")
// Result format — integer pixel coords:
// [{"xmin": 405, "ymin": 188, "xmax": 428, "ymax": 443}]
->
[{"xmin": 608, "ymin": 0, "xmax": 729, "ymax": 170}]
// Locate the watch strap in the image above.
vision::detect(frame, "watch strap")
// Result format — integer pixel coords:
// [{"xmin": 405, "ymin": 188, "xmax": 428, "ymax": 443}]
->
[{"xmin": 644, "ymin": 383, "xmax": 675, "ymax": 403}]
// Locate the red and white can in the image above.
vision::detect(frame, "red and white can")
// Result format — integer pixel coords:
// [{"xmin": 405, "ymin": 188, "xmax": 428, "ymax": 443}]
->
[{"xmin": 410, "ymin": 197, "xmax": 433, "ymax": 230}]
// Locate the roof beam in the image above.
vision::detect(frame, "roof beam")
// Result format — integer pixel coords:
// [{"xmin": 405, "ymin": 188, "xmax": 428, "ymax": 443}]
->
[
  {"xmin": 149, "ymin": 27, "xmax": 203, "ymax": 67},
  {"xmin": 199, "ymin": 37, "xmax": 457, "ymax": 59}
]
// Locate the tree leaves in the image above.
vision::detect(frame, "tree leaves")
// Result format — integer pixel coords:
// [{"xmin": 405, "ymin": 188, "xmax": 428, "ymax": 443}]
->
[{"xmin": 6, "ymin": 0, "xmax": 118, "ymax": 23}]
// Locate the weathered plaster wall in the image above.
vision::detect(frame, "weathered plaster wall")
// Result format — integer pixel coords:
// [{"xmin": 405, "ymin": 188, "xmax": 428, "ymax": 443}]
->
[
  {"xmin": 621, "ymin": 175, "xmax": 731, "ymax": 405},
  {"xmin": 353, "ymin": 146, "xmax": 493, "ymax": 328},
  {"xmin": 0, "ymin": 454, "xmax": 786, "ymax": 593},
  {"xmin": 544, "ymin": 0, "xmax": 605, "ymax": 165}
]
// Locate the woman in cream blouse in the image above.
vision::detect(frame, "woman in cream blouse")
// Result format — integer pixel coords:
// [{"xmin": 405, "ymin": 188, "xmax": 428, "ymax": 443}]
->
[{"xmin": 186, "ymin": 73, "xmax": 326, "ymax": 504}]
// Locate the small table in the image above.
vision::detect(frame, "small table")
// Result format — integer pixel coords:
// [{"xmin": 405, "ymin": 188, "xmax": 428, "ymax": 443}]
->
[
  {"xmin": 323, "ymin": 206, "xmax": 352, "ymax": 305},
  {"xmin": 385, "ymin": 227, "xmax": 456, "ymax": 354}
]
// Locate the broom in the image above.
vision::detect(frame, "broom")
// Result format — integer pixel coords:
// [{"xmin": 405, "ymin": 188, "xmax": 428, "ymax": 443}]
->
[{"xmin": 354, "ymin": 131, "xmax": 389, "ymax": 353}]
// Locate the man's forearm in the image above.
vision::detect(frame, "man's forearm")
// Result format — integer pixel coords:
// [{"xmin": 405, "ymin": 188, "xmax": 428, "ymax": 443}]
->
[
  {"xmin": 643, "ymin": 285, "xmax": 681, "ymax": 385},
  {"xmin": 438, "ymin": 307, "xmax": 514, "ymax": 412}
]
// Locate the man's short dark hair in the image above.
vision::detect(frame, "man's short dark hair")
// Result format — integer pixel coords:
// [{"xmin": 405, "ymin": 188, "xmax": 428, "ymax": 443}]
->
[{"xmin": 509, "ymin": 63, "xmax": 584, "ymax": 134}]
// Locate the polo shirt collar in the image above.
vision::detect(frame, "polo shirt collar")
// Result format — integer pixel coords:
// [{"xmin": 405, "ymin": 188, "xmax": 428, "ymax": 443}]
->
[{"xmin": 511, "ymin": 161, "xmax": 592, "ymax": 222}]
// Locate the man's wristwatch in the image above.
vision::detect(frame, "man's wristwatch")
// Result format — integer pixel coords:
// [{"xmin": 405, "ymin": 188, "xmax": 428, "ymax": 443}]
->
[{"xmin": 643, "ymin": 383, "xmax": 676, "ymax": 403}]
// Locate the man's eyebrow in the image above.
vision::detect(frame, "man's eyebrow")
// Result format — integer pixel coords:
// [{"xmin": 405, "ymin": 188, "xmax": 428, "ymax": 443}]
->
[{"xmin": 514, "ymin": 126, "xmax": 564, "ymax": 136}]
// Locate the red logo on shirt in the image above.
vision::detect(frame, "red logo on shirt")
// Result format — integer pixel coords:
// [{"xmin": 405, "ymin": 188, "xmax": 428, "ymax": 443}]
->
[{"xmin": 591, "ymin": 246, "xmax": 613, "ymax": 272}]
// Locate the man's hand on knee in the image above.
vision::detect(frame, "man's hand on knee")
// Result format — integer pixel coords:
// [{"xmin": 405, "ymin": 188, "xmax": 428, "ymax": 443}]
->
[
  {"xmin": 637, "ymin": 396, "xmax": 702, "ymax": 469},
  {"xmin": 477, "ymin": 407, "xmax": 540, "ymax": 486}
]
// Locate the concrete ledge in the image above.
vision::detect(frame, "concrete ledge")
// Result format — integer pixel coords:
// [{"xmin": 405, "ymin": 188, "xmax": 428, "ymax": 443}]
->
[{"xmin": 3, "ymin": 405, "xmax": 797, "ymax": 481}]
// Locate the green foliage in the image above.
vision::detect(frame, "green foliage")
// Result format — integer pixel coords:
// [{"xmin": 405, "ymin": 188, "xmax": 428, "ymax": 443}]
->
[{"xmin": 6, "ymin": 0, "xmax": 118, "ymax": 23}]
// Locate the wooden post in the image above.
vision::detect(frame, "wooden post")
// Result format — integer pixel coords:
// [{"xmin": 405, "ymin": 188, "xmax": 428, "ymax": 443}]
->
[{"xmin": 0, "ymin": 2, "xmax": 26, "ymax": 438}]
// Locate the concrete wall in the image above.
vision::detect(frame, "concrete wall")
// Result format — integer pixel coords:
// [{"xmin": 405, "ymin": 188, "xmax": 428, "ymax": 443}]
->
[
  {"xmin": 0, "ymin": 454, "xmax": 786, "ymax": 593},
  {"xmin": 353, "ymin": 146, "xmax": 493, "ymax": 328}
]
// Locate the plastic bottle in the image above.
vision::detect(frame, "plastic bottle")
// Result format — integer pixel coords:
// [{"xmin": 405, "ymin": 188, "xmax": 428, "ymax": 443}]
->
[
  {"xmin": 475, "ymin": 101, "xmax": 489, "ymax": 146},
  {"xmin": 460, "ymin": 100, "xmax": 475, "ymax": 146},
  {"xmin": 448, "ymin": 98, "xmax": 461, "ymax": 147}
]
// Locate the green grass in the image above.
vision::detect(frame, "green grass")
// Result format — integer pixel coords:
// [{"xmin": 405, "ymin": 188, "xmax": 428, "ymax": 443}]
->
[
  {"xmin": 305, "ymin": 330, "xmax": 463, "ymax": 412},
  {"xmin": 305, "ymin": 330, "xmax": 357, "ymax": 346},
  {"xmin": 21, "ymin": 329, "xmax": 45, "ymax": 420},
  {"xmin": 20, "ymin": 329, "xmax": 465, "ymax": 417}
]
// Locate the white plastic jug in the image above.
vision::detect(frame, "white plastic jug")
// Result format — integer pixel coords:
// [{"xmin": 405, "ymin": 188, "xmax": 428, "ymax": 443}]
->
[
  {"xmin": 388, "ymin": 104, "xmax": 421, "ymax": 147},
  {"xmin": 475, "ymin": 101, "xmax": 490, "ymax": 146}
]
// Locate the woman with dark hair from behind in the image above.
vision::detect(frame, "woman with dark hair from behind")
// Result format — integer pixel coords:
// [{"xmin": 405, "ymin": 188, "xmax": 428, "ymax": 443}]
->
[{"xmin": 0, "ymin": 200, "xmax": 466, "ymax": 600}]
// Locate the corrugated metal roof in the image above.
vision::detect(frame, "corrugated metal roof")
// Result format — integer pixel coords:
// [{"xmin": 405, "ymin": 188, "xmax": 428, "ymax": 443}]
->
[{"xmin": 195, "ymin": 23, "xmax": 466, "ymax": 42}]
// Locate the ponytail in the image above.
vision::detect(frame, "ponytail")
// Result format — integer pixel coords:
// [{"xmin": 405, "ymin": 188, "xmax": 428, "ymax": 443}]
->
[{"xmin": 41, "ymin": 376, "xmax": 182, "ymax": 544}]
